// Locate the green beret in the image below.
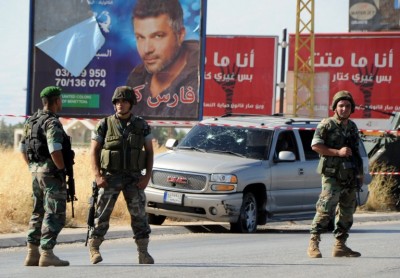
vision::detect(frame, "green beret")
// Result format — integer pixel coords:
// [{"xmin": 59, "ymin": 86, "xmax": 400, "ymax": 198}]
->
[{"xmin": 40, "ymin": 86, "xmax": 62, "ymax": 98}]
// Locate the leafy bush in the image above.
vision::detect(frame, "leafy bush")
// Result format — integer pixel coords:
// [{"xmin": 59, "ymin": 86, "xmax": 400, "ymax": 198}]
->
[{"xmin": 363, "ymin": 162, "xmax": 399, "ymax": 211}]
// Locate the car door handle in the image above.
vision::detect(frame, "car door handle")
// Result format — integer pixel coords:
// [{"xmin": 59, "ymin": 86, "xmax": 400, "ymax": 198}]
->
[{"xmin": 298, "ymin": 168, "xmax": 304, "ymax": 175}]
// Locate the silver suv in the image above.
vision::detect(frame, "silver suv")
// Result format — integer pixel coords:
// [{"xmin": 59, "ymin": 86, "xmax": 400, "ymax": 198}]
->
[{"xmin": 145, "ymin": 115, "xmax": 371, "ymax": 233}]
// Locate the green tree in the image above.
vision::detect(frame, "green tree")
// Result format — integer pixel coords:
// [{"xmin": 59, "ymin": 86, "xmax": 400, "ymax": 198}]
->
[
  {"xmin": 0, "ymin": 119, "xmax": 24, "ymax": 148},
  {"xmin": 151, "ymin": 126, "xmax": 173, "ymax": 147},
  {"xmin": 151, "ymin": 127, "xmax": 189, "ymax": 147}
]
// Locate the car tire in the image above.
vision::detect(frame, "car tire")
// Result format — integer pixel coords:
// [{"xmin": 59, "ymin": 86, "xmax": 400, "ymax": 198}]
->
[
  {"xmin": 230, "ymin": 192, "xmax": 258, "ymax": 233},
  {"xmin": 147, "ymin": 213, "xmax": 166, "ymax": 225}
]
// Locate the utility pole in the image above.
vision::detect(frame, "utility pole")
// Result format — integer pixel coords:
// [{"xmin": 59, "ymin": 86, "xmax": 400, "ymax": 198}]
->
[{"xmin": 293, "ymin": 0, "xmax": 315, "ymax": 117}]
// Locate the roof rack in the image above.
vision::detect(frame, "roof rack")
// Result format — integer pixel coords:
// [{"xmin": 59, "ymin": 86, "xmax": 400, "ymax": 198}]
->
[
  {"xmin": 220, "ymin": 113, "xmax": 268, "ymax": 118},
  {"xmin": 215, "ymin": 113, "xmax": 321, "ymax": 126},
  {"xmin": 287, "ymin": 119, "xmax": 321, "ymax": 124}
]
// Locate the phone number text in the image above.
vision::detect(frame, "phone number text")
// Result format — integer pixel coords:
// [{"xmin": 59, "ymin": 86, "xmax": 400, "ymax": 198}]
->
[{"xmin": 54, "ymin": 68, "xmax": 107, "ymax": 88}]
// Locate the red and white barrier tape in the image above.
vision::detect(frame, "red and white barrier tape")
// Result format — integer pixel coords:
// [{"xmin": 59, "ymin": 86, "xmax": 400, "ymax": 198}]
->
[
  {"xmin": 361, "ymin": 129, "xmax": 400, "ymax": 136},
  {"xmin": 0, "ymin": 114, "xmax": 197, "ymax": 127},
  {"xmin": 0, "ymin": 114, "xmax": 29, "ymax": 119},
  {"xmin": 1, "ymin": 113, "xmax": 399, "ymax": 132},
  {"xmin": 370, "ymin": 172, "xmax": 400, "ymax": 176}
]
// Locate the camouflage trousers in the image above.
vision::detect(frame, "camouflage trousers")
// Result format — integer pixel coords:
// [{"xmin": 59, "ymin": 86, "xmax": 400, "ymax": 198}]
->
[
  {"xmin": 90, "ymin": 173, "xmax": 151, "ymax": 240},
  {"xmin": 27, "ymin": 172, "xmax": 67, "ymax": 250},
  {"xmin": 310, "ymin": 175, "xmax": 357, "ymax": 239}
]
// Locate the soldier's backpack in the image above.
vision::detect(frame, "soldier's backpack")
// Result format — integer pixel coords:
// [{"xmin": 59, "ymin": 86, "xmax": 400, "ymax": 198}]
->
[{"xmin": 25, "ymin": 112, "xmax": 52, "ymax": 162}]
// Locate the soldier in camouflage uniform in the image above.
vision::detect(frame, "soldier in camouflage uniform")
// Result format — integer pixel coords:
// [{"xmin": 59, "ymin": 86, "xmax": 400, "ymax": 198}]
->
[
  {"xmin": 88, "ymin": 86, "xmax": 154, "ymax": 265},
  {"xmin": 307, "ymin": 91, "xmax": 363, "ymax": 258},
  {"xmin": 19, "ymin": 86, "xmax": 71, "ymax": 267}
]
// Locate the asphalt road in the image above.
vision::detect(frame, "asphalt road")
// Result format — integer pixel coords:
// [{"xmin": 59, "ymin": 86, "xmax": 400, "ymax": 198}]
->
[
  {"xmin": 0, "ymin": 212, "xmax": 399, "ymax": 278},
  {"xmin": 1, "ymin": 220, "xmax": 400, "ymax": 278},
  {"xmin": 1, "ymin": 211, "xmax": 400, "ymax": 249}
]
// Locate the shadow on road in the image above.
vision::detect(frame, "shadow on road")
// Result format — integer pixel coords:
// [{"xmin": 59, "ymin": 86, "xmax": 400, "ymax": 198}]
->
[{"xmin": 182, "ymin": 224, "xmax": 311, "ymax": 234}]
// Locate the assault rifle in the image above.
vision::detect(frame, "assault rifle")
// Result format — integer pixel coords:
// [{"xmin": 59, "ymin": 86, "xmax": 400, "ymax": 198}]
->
[
  {"xmin": 66, "ymin": 169, "xmax": 77, "ymax": 218},
  {"xmin": 345, "ymin": 137, "xmax": 363, "ymax": 205},
  {"xmin": 65, "ymin": 151, "xmax": 77, "ymax": 218},
  {"xmin": 85, "ymin": 181, "xmax": 99, "ymax": 246}
]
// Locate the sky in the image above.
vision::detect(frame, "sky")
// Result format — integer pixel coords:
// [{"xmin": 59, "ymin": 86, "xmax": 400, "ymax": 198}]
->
[{"xmin": 0, "ymin": 0, "xmax": 348, "ymax": 124}]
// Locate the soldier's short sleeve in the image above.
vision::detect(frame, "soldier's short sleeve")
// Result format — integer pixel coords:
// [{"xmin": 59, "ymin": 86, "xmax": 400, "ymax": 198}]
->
[
  {"xmin": 92, "ymin": 118, "xmax": 107, "ymax": 144},
  {"xmin": 311, "ymin": 119, "xmax": 329, "ymax": 146},
  {"xmin": 44, "ymin": 117, "xmax": 64, "ymax": 153},
  {"xmin": 143, "ymin": 120, "xmax": 153, "ymax": 141}
]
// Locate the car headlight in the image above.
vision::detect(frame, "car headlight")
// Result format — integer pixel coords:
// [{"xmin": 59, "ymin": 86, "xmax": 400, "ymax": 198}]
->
[
  {"xmin": 210, "ymin": 174, "xmax": 237, "ymax": 192},
  {"xmin": 211, "ymin": 174, "xmax": 237, "ymax": 183}
]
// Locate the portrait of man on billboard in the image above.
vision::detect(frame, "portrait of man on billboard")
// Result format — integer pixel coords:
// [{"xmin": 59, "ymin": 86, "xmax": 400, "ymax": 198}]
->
[{"xmin": 126, "ymin": 0, "xmax": 201, "ymax": 120}]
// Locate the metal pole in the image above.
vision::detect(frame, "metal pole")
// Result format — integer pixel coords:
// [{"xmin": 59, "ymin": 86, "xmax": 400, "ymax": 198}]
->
[{"xmin": 279, "ymin": 28, "xmax": 287, "ymax": 114}]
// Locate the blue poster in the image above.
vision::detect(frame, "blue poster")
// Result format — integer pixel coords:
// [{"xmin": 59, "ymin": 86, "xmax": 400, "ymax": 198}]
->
[{"xmin": 29, "ymin": 0, "xmax": 204, "ymax": 121}]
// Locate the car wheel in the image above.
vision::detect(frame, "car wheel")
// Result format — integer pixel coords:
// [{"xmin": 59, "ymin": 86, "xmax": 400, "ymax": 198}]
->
[
  {"xmin": 230, "ymin": 192, "xmax": 258, "ymax": 233},
  {"xmin": 147, "ymin": 213, "xmax": 166, "ymax": 225}
]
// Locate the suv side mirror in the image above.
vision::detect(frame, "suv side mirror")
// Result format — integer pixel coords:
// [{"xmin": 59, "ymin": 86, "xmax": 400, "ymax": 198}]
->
[
  {"xmin": 165, "ymin": 139, "xmax": 178, "ymax": 150},
  {"xmin": 275, "ymin": 151, "xmax": 296, "ymax": 162}
]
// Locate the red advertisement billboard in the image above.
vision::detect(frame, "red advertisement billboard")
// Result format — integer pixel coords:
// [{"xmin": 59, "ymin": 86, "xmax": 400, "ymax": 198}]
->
[
  {"xmin": 203, "ymin": 36, "xmax": 278, "ymax": 117},
  {"xmin": 288, "ymin": 32, "xmax": 400, "ymax": 119}
]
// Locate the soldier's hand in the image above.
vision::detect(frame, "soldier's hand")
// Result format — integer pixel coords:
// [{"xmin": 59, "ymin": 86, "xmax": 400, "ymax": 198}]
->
[
  {"xmin": 337, "ymin": 147, "xmax": 352, "ymax": 157},
  {"xmin": 137, "ymin": 175, "xmax": 150, "ymax": 190},
  {"xmin": 95, "ymin": 175, "xmax": 108, "ymax": 188},
  {"xmin": 56, "ymin": 168, "xmax": 67, "ymax": 182}
]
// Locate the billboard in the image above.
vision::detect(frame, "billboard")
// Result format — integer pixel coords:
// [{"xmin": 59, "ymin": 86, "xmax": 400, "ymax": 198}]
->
[
  {"xmin": 28, "ymin": 0, "xmax": 205, "ymax": 121},
  {"xmin": 203, "ymin": 36, "xmax": 278, "ymax": 117},
  {"xmin": 288, "ymin": 32, "xmax": 400, "ymax": 119},
  {"xmin": 349, "ymin": 0, "xmax": 400, "ymax": 32}
]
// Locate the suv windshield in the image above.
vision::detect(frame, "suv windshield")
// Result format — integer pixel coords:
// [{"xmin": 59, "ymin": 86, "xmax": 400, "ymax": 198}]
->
[{"xmin": 178, "ymin": 124, "xmax": 273, "ymax": 159}]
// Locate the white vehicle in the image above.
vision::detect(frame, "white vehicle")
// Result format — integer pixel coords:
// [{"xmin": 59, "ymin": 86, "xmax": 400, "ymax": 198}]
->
[{"xmin": 145, "ymin": 115, "xmax": 371, "ymax": 233}]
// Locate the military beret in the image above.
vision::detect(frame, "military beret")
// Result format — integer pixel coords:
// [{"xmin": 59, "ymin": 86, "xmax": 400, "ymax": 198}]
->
[{"xmin": 40, "ymin": 86, "xmax": 62, "ymax": 98}]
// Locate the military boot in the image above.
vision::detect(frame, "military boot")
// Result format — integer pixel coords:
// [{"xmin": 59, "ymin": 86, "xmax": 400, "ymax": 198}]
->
[
  {"xmin": 24, "ymin": 243, "xmax": 41, "ymax": 266},
  {"xmin": 135, "ymin": 238, "xmax": 154, "ymax": 264},
  {"xmin": 88, "ymin": 238, "xmax": 103, "ymax": 264},
  {"xmin": 38, "ymin": 249, "xmax": 69, "ymax": 267},
  {"xmin": 332, "ymin": 238, "xmax": 361, "ymax": 257},
  {"xmin": 307, "ymin": 234, "xmax": 322, "ymax": 258}
]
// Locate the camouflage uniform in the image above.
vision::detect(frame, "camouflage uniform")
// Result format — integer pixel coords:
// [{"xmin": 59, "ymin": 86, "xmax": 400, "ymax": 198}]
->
[
  {"xmin": 310, "ymin": 113, "xmax": 363, "ymax": 239},
  {"xmin": 90, "ymin": 115, "xmax": 152, "ymax": 240},
  {"xmin": 20, "ymin": 109, "xmax": 68, "ymax": 250}
]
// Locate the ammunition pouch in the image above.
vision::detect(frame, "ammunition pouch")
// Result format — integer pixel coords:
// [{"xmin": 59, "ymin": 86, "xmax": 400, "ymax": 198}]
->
[
  {"xmin": 100, "ymin": 149, "xmax": 119, "ymax": 171},
  {"xmin": 132, "ymin": 149, "xmax": 146, "ymax": 171},
  {"xmin": 27, "ymin": 142, "xmax": 50, "ymax": 162},
  {"xmin": 317, "ymin": 156, "xmax": 355, "ymax": 181},
  {"xmin": 100, "ymin": 149, "xmax": 146, "ymax": 172},
  {"xmin": 338, "ymin": 161, "xmax": 356, "ymax": 182},
  {"xmin": 317, "ymin": 156, "xmax": 338, "ymax": 177}
]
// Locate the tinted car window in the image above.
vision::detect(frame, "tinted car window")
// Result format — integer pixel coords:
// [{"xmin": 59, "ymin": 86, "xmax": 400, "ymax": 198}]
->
[
  {"xmin": 299, "ymin": 130, "xmax": 319, "ymax": 160},
  {"xmin": 275, "ymin": 130, "xmax": 299, "ymax": 160}
]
